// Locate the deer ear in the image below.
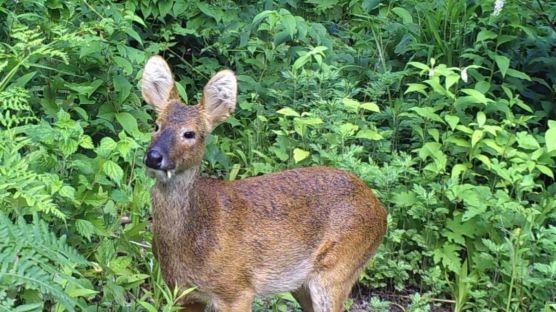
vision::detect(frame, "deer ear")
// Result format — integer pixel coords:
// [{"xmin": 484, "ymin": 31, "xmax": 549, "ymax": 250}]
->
[
  {"xmin": 201, "ymin": 70, "xmax": 237, "ymax": 131},
  {"xmin": 141, "ymin": 56, "xmax": 178, "ymax": 113}
]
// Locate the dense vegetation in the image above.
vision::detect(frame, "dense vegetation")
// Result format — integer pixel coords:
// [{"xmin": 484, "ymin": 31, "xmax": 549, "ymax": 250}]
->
[{"xmin": 1, "ymin": 0, "xmax": 555, "ymax": 311}]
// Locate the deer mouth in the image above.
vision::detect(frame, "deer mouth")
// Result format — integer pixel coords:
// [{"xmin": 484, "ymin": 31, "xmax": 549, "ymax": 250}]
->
[{"xmin": 147, "ymin": 168, "xmax": 176, "ymax": 183}]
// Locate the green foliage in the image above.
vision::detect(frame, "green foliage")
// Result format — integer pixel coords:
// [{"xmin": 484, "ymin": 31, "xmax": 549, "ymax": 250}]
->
[
  {"xmin": 0, "ymin": 212, "xmax": 89, "ymax": 311},
  {"xmin": 1, "ymin": 0, "xmax": 555, "ymax": 310}
]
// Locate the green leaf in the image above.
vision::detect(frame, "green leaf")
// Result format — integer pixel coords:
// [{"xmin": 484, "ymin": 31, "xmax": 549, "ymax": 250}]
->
[
  {"xmin": 281, "ymin": 13, "xmax": 297, "ymax": 38},
  {"xmin": 113, "ymin": 76, "xmax": 132, "ymax": 104},
  {"xmin": 477, "ymin": 111, "xmax": 486, "ymax": 127},
  {"xmin": 493, "ymin": 54, "xmax": 510, "ymax": 78},
  {"xmin": 58, "ymin": 185, "xmax": 75, "ymax": 199},
  {"xmin": 433, "ymin": 243, "xmax": 462, "ymax": 273},
  {"xmin": 356, "ymin": 129, "xmax": 383, "ymax": 141},
  {"xmin": 360, "ymin": 102, "xmax": 380, "ymax": 112},
  {"xmin": 471, "ymin": 130, "xmax": 484, "ymax": 147},
  {"xmin": 405, "ymin": 83, "xmax": 428, "ymax": 96},
  {"xmin": 277, "ymin": 107, "xmax": 300, "ymax": 117},
  {"xmin": 80, "ymin": 135, "xmax": 94, "ymax": 149},
  {"xmin": 445, "ymin": 115, "xmax": 460, "ymax": 130},
  {"xmin": 537, "ymin": 165, "xmax": 554, "ymax": 178},
  {"xmin": 97, "ymin": 137, "xmax": 117, "ymax": 158},
  {"xmin": 451, "ymin": 164, "xmax": 469, "ymax": 179},
  {"xmin": 392, "ymin": 7, "xmax": 413, "ymax": 24},
  {"xmin": 293, "ymin": 148, "xmax": 310, "ymax": 163},
  {"xmin": 460, "ymin": 88, "xmax": 492, "ymax": 105},
  {"xmin": 158, "ymin": 0, "xmax": 173, "ymax": 17},
  {"xmin": 408, "ymin": 62, "xmax": 429, "ymax": 71},
  {"xmin": 125, "ymin": 27, "xmax": 143, "ymax": 45},
  {"xmin": 411, "ymin": 107, "xmax": 444, "ymax": 123},
  {"xmin": 362, "ymin": 0, "xmax": 380, "ymax": 11},
  {"xmin": 67, "ymin": 288, "xmax": 98, "ymax": 298},
  {"xmin": 477, "ymin": 29, "xmax": 497, "ymax": 42},
  {"xmin": 506, "ymin": 68, "xmax": 531, "ymax": 81},
  {"xmin": 342, "ymin": 98, "xmax": 360, "ymax": 113},
  {"xmin": 116, "ymin": 112, "xmax": 140, "ymax": 136},
  {"xmin": 546, "ymin": 127, "xmax": 556, "ymax": 152},
  {"xmin": 516, "ymin": 131, "xmax": 540, "ymax": 150},
  {"xmin": 75, "ymin": 219, "xmax": 96, "ymax": 242},
  {"xmin": 103, "ymin": 160, "xmax": 124, "ymax": 184},
  {"xmin": 113, "ymin": 56, "xmax": 133, "ymax": 75}
]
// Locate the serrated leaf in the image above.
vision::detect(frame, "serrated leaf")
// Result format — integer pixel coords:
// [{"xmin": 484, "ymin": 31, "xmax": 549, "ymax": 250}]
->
[
  {"xmin": 293, "ymin": 148, "xmax": 310, "ymax": 163},
  {"xmin": 59, "ymin": 185, "xmax": 75, "ymax": 199},
  {"xmin": 103, "ymin": 160, "xmax": 124, "ymax": 183},
  {"xmin": 97, "ymin": 137, "xmax": 117, "ymax": 158},
  {"xmin": 80, "ymin": 135, "xmax": 94, "ymax": 149},
  {"xmin": 76, "ymin": 219, "xmax": 96, "ymax": 241}
]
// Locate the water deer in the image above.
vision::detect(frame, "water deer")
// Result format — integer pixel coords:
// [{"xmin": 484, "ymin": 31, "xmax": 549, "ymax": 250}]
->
[{"xmin": 141, "ymin": 55, "xmax": 387, "ymax": 312}]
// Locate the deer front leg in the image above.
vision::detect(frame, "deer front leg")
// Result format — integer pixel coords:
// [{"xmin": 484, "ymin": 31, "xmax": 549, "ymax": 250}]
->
[{"xmin": 180, "ymin": 301, "xmax": 207, "ymax": 312}]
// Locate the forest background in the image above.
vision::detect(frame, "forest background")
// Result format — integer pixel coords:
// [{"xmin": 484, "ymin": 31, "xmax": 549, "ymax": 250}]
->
[{"xmin": 0, "ymin": 0, "xmax": 555, "ymax": 311}]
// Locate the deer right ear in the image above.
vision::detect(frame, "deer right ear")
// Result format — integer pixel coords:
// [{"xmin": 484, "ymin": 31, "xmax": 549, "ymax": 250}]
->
[{"xmin": 141, "ymin": 56, "xmax": 178, "ymax": 113}]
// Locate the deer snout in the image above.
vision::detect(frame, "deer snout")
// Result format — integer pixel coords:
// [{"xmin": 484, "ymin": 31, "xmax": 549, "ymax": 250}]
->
[{"xmin": 145, "ymin": 149, "xmax": 165, "ymax": 170}]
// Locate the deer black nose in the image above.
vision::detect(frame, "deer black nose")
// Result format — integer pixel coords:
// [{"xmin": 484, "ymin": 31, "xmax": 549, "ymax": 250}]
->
[{"xmin": 145, "ymin": 149, "xmax": 164, "ymax": 169}]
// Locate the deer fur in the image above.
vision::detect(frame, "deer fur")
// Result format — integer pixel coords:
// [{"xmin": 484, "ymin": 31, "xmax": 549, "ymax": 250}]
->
[{"xmin": 141, "ymin": 55, "xmax": 388, "ymax": 312}]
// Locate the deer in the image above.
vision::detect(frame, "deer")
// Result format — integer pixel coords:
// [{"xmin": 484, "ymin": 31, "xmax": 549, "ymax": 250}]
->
[{"xmin": 141, "ymin": 55, "xmax": 388, "ymax": 312}]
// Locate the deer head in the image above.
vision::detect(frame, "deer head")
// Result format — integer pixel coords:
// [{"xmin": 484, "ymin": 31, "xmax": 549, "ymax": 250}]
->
[{"xmin": 141, "ymin": 56, "xmax": 237, "ymax": 182}]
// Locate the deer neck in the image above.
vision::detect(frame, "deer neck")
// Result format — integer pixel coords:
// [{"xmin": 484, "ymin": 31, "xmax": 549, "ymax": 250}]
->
[{"xmin": 152, "ymin": 166, "xmax": 201, "ymax": 225}]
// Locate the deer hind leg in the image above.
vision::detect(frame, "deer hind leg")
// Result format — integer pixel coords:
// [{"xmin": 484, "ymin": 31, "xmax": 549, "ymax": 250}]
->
[
  {"xmin": 292, "ymin": 287, "xmax": 314, "ymax": 312},
  {"xmin": 304, "ymin": 269, "xmax": 361, "ymax": 312},
  {"xmin": 305, "ymin": 238, "xmax": 378, "ymax": 312}
]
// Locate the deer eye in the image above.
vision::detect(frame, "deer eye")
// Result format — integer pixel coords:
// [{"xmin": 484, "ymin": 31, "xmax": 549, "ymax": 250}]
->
[
  {"xmin": 154, "ymin": 123, "xmax": 160, "ymax": 132},
  {"xmin": 183, "ymin": 131, "xmax": 196, "ymax": 139}
]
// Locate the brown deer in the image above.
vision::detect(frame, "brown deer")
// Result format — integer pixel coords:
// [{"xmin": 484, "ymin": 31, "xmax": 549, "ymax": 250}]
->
[{"xmin": 141, "ymin": 55, "xmax": 387, "ymax": 312}]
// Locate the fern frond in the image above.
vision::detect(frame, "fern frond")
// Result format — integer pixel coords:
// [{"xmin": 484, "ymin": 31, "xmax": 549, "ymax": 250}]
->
[{"xmin": 0, "ymin": 213, "xmax": 89, "ymax": 311}]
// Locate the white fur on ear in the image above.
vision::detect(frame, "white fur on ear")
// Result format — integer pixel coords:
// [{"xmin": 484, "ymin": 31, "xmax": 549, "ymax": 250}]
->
[
  {"xmin": 202, "ymin": 70, "xmax": 237, "ymax": 130},
  {"xmin": 141, "ymin": 56, "xmax": 177, "ymax": 112}
]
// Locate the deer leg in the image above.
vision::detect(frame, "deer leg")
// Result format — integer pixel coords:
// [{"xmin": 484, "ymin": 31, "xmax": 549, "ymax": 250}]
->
[
  {"xmin": 213, "ymin": 292, "xmax": 254, "ymax": 312},
  {"xmin": 180, "ymin": 301, "xmax": 207, "ymax": 312},
  {"xmin": 305, "ymin": 273, "xmax": 358, "ymax": 312},
  {"xmin": 292, "ymin": 287, "xmax": 314, "ymax": 312}
]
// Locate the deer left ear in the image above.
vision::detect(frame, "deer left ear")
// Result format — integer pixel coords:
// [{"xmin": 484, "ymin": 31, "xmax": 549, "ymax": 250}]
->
[
  {"xmin": 201, "ymin": 70, "xmax": 237, "ymax": 131},
  {"xmin": 141, "ymin": 56, "xmax": 179, "ymax": 113}
]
